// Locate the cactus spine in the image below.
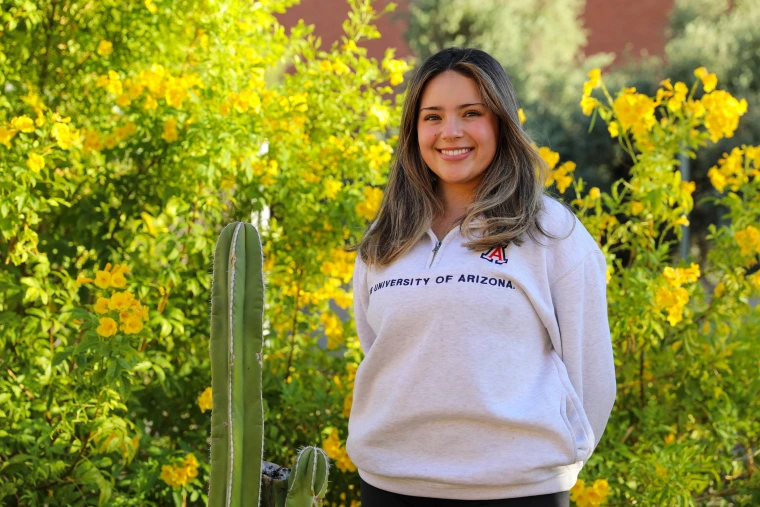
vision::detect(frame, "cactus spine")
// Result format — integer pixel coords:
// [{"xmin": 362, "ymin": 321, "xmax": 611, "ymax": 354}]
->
[{"xmin": 209, "ymin": 222, "xmax": 330, "ymax": 507}]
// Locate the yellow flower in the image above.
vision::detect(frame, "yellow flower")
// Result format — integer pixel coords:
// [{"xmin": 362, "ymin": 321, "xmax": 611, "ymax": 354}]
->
[
  {"xmin": 613, "ymin": 87, "xmax": 656, "ymax": 136},
  {"xmin": 583, "ymin": 487, "xmax": 605, "ymax": 505},
  {"xmin": 144, "ymin": 95, "xmax": 158, "ymax": 111},
  {"xmin": 321, "ymin": 428, "xmax": 357, "ymax": 472},
  {"xmin": 702, "ymin": 90, "xmax": 748, "ymax": 142},
  {"xmin": 94, "ymin": 269, "xmax": 112, "ymax": 289},
  {"xmin": 748, "ymin": 272, "xmax": 760, "ymax": 292},
  {"xmin": 115, "ymin": 122, "xmax": 137, "ymax": 141},
  {"xmin": 580, "ymin": 96, "xmax": 598, "ymax": 116},
  {"xmin": 180, "ymin": 454, "xmax": 199, "ymax": 479},
  {"xmin": 160, "ymin": 463, "xmax": 190, "ymax": 488},
  {"xmin": 96, "ymin": 317, "xmax": 118, "ymax": 337},
  {"xmin": 667, "ymin": 81, "xmax": 689, "ymax": 112},
  {"xmin": 383, "ymin": 58, "xmax": 409, "ymax": 86},
  {"xmin": 11, "ymin": 115, "xmax": 35, "ymax": 133},
  {"xmin": 26, "ymin": 153, "xmax": 45, "ymax": 172},
  {"xmin": 288, "ymin": 92, "xmax": 307, "ymax": 113},
  {"xmin": 675, "ymin": 215, "xmax": 689, "ymax": 226},
  {"xmin": 343, "ymin": 390, "xmax": 353, "ymax": 417},
  {"xmin": 370, "ymin": 103, "xmax": 390, "ymax": 126},
  {"xmin": 364, "ymin": 141, "xmax": 392, "ymax": 172},
  {"xmin": 545, "ymin": 158, "xmax": 575, "ymax": 193},
  {"xmin": 145, "ymin": 0, "xmax": 157, "ymax": 14},
  {"xmin": 319, "ymin": 60, "xmax": 333, "ymax": 73},
  {"xmin": 587, "ymin": 68, "xmax": 601, "ymax": 85},
  {"xmin": 686, "ymin": 99, "xmax": 706, "ymax": 118},
  {"xmin": 538, "ymin": 147, "xmax": 560, "ymax": 170},
  {"xmin": 162, "ymin": 117, "xmax": 179, "ymax": 142},
  {"xmin": 355, "ymin": 186, "xmax": 383, "ymax": 221},
  {"xmin": 707, "ymin": 166, "xmax": 728, "ymax": 192},
  {"xmin": 664, "ymin": 433, "xmax": 676, "ymax": 445},
  {"xmin": 97, "ymin": 40, "xmax": 113, "ymax": 56},
  {"xmin": 323, "ymin": 178, "xmax": 343, "ymax": 200},
  {"xmin": 51, "ymin": 122, "xmax": 75, "ymax": 150},
  {"xmin": 607, "ymin": 121, "xmax": 619, "ymax": 138},
  {"xmin": 198, "ymin": 387, "xmax": 213, "ymax": 413},
  {"xmin": 75, "ymin": 274, "xmax": 94, "ymax": 285},
  {"xmin": 630, "ymin": 200, "xmax": 644, "ymax": 215},
  {"xmin": 570, "ymin": 479, "xmax": 585, "ymax": 501},
  {"xmin": 83, "ymin": 130, "xmax": 103, "ymax": 152},
  {"xmin": 735, "ymin": 225, "xmax": 760, "ymax": 258},
  {"xmin": 706, "ymin": 147, "xmax": 748, "ymax": 193},
  {"xmin": 589, "ymin": 187, "xmax": 601, "ymax": 200},
  {"xmin": 111, "ymin": 271, "xmax": 127, "ymax": 288},
  {"xmin": 116, "ymin": 93, "xmax": 131, "ymax": 107},
  {"xmin": 109, "ymin": 291, "xmax": 135, "ymax": 311},
  {"xmin": 518, "ymin": 108, "xmax": 527, "ymax": 125},
  {"xmin": 120, "ymin": 314, "xmax": 144, "ymax": 334},
  {"xmin": 101, "ymin": 70, "xmax": 123, "ymax": 96},
  {"xmin": 0, "ymin": 127, "xmax": 17, "ymax": 148},
  {"xmin": 332, "ymin": 60, "xmax": 351, "ymax": 75},
  {"xmin": 165, "ymin": 82, "xmax": 187, "ymax": 108},
  {"xmin": 694, "ymin": 67, "xmax": 718, "ymax": 93},
  {"xmin": 342, "ymin": 40, "xmax": 359, "ymax": 52},
  {"xmin": 94, "ymin": 297, "xmax": 110, "ymax": 314},
  {"xmin": 592, "ymin": 478, "xmax": 610, "ymax": 496}
]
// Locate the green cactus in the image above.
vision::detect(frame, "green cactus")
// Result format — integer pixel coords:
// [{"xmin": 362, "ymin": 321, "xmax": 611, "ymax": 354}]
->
[{"xmin": 209, "ymin": 222, "xmax": 330, "ymax": 507}]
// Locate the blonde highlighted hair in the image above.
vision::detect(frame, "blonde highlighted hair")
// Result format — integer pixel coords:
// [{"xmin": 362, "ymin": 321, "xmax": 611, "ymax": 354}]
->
[{"xmin": 348, "ymin": 47, "xmax": 574, "ymax": 267}]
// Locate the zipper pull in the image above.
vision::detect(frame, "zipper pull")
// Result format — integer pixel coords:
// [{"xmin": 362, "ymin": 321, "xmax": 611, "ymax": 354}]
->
[{"xmin": 433, "ymin": 240, "xmax": 441, "ymax": 252}]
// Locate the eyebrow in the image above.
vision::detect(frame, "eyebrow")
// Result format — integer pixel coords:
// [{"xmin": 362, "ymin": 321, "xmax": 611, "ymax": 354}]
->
[{"xmin": 419, "ymin": 102, "xmax": 485, "ymax": 112}]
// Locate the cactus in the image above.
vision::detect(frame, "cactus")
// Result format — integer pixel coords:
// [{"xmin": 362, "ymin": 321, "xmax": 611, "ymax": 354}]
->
[{"xmin": 209, "ymin": 222, "xmax": 330, "ymax": 507}]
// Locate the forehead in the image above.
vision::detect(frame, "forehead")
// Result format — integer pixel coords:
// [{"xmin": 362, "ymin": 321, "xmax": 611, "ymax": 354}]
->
[{"xmin": 419, "ymin": 70, "xmax": 482, "ymax": 106}]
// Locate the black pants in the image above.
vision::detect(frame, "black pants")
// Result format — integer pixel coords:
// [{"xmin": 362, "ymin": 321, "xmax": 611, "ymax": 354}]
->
[{"xmin": 360, "ymin": 477, "xmax": 570, "ymax": 507}]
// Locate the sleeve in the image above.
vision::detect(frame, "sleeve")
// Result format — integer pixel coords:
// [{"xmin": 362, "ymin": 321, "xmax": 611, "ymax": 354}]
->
[
  {"xmin": 550, "ymin": 249, "xmax": 617, "ymax": 452},
  {"xmin": 352, "ymin": 253, "xmax": 377, "ymax": 354}
]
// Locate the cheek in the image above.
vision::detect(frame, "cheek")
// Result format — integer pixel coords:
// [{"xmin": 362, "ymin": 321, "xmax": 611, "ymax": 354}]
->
[
  {"xmin": 417, "ymin": 125, "xmax": 437, "ymax": 149},
  {"xmin": 471, "ymin": 121, "xmax": 498, "ymax": 150}
]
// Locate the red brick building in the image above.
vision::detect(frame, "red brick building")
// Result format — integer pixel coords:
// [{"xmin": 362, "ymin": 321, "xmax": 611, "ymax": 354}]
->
[{"xmin": 276, "ymin": 0, "xmax": 676, "ymax": 64}]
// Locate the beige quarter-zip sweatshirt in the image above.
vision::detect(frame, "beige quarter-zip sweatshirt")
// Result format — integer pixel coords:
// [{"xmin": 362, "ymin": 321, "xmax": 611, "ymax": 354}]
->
[{"xmin": 346, "ymin": 195, "xmax": 617, "ymax": 500}]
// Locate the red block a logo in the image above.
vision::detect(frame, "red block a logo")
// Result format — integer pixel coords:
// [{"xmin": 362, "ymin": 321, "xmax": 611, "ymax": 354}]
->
[{"xmin": 480, "ymin": 246, "xmax": 508, "ymax": 265}]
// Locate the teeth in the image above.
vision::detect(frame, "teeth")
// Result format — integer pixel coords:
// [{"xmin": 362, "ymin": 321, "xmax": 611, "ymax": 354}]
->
[{"xmin": 441, "ymin": 148, "xmax": 472, "ymax": 156}]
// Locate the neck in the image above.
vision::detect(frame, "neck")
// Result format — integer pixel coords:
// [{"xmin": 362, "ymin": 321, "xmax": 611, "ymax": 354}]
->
[
  {"xmin": 430, "ymin": 182, "xmax": 479, "ymax": 240},
  {"xmin": 436, "ymin": 181, "xmax": 479, "ymax": 221}
]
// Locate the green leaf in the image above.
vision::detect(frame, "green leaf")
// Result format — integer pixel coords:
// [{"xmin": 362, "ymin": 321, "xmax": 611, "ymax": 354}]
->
[{"xmin": 52, "ymin": 347, "xmax": 75, "ymax": 367}]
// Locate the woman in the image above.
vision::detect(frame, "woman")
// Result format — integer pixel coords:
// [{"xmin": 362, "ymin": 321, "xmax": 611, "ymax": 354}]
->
[{"xmin": 345, "ymin": 47, "xmax": 617, "ymax": 507}]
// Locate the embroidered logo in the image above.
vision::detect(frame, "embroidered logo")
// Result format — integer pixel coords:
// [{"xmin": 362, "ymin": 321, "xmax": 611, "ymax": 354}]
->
[{"xmin": 480, "ymin": 246, "xmax": 508, "ymax": 265}]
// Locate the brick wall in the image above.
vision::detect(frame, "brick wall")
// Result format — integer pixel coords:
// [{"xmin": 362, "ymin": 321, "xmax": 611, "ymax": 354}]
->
[
  {"xmin": 275, "ymin": 0, "xmax": 413, "ymax": 59},
  {"xmin": 276, "ymin": 0, "xmax": 677, "ymax": 64},
  {"xmin": 581, "ymin": 0, "xmax": 675, "ymax": 63}
]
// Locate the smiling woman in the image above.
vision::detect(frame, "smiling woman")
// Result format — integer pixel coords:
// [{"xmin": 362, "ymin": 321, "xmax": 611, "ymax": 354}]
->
[
  {"xmin": 345, "ymin": 47, "xmax": 616, "ymax": 507},
  {"xmin": 349, "ymin": 47, "xmax": 572, "ymax": 268},
  {"xmin": 416, "ymin": 70, "xmax": 499, "ymax": 238}
]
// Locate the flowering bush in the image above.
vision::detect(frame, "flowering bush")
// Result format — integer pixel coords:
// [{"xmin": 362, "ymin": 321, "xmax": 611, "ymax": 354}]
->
[
  {"xmin": 1, "ymin": 1, "xmax": 758, "ymax": 506},
  {"xmin": 539, "ymin": 66, "xmax": 759, "ymax": 505},
  {"xmin": 1, "ymin": 0, "xmax": 401, "ymax": 505}
]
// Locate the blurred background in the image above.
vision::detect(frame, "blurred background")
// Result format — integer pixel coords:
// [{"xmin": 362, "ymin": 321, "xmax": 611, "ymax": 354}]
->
[{"xmin": 278, "ymin": 0, "xmax": 759, "ymax": 274}]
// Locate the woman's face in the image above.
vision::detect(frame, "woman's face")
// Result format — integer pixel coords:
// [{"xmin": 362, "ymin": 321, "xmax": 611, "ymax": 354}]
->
[{"xmin": 416, "ymin": 70, "xmax": 499, "ymax": 195}]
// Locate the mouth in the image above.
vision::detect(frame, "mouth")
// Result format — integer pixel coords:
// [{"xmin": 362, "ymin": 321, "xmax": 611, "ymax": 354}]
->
[{"xmin": 436, "ymin": 147, "xmax": 474, "ymax": 160}]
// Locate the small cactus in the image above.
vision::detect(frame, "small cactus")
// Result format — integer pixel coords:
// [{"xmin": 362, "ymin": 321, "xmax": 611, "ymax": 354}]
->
[{"xmin": 209, "ymin": 222, "xmax": 330, "ymax": 507}]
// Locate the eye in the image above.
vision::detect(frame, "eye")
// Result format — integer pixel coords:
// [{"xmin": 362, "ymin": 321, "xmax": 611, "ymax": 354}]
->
[
  {"xmin": 423, "ymin": 114, "xmax": 440, "ymax": 121},
  {"xmin": 465, "ymin": 110, "xmax": 482, "ymax": 117}
]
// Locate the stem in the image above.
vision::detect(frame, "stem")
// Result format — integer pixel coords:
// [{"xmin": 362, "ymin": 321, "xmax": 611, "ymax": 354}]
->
[
  {"xmin": 639, "ymin": 348, "xmax": 646, "ymax": 410},
  {"xmin": 36, "ymin": 391, "xmax": 104, "ymax": 490},
  {"xmin": 284, "ymin": 268, "xmax": 302, "ymax": 383}
]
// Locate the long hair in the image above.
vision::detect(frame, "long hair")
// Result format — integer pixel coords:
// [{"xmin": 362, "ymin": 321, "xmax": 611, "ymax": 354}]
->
[{"xmin": 348, "ymin": 47, "xmax": 574, "ymax": 268}]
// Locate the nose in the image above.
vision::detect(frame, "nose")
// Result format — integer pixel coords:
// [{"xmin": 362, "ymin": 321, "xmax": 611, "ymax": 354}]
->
[{"xmin": 440, "ymin": 116, "xmax": 463, "ymax": 139}]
